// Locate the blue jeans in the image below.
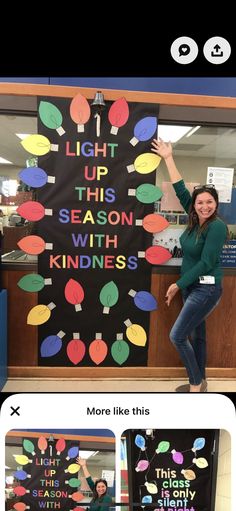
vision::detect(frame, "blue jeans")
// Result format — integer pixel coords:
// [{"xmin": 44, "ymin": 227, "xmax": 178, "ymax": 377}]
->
[{"xmin": 170, "ymin": 283, "xmax": 222, "ymax": 385}]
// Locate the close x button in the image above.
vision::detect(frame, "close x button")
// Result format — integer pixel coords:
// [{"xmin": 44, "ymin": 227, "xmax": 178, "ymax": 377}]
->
[{"xmin": 10, "ymin": 406, "xmax": 20, "ymax": 416}]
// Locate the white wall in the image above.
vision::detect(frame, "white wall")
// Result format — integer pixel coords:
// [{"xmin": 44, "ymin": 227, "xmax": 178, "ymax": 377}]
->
[
  {"xmin": 156, "ymin": 155, "xmax": 235, "ymax": 186},
  {"xmin": 215, "ymin": 430, "xmax": 231, "ymax": 511}
]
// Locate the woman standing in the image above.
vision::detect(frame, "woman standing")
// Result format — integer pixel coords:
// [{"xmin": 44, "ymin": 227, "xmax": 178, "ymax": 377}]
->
[
  {"xmin": 77, "ymin": 457, "xmax": 113, "ymax": 511},
  {"xmin": 151, "ymin": 138, "xmax": 228, "ymax": 392}
]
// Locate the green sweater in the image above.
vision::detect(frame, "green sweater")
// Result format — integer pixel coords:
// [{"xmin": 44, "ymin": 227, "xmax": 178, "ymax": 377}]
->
[
  {"xmin": 172, "ymin": 180, "xmax": 227, "ymax": 289},
  {"xmin": 86, "ymin": 476, "xmax": 113, "ymax": 511}
]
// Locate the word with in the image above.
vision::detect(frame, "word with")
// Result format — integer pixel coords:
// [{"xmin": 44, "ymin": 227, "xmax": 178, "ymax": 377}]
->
[
  {"xmin": 72, "ymin": 233, "xmax": 118, "ymax": 249},
  {"xmin": 37, "ymin": 502, "xmax": 61, "ymax": 508}
]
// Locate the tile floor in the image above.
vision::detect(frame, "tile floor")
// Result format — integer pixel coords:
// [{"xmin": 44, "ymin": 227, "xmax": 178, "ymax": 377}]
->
[{"xmin": 2, "ymin": 378, "xmax": 236, "ymax": 392}]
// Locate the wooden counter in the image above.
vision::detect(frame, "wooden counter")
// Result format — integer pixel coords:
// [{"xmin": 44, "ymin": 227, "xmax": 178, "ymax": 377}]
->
[{"xmin": 3, "ymin": 263, "xmax": 236, "ymax": 378}]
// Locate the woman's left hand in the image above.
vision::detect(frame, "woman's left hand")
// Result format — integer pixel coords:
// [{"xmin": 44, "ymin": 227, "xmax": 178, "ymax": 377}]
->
[{"xmin": 165, "ymin": 283, "xmax": 179, "ymax": 306}]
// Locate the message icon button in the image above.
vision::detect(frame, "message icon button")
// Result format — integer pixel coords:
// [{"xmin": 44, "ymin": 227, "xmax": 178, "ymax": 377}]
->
[
  {"xmin": 178, "ymin": 44, "xmax": 190, "ymax": 57},
  {"xmin": 171, "ymin": 36, "xmax": 198, "ymax": 64}
]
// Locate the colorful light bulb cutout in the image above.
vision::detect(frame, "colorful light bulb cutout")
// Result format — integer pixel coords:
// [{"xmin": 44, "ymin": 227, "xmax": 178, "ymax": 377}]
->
[
  {"xmin": 18, "ymin": 235, "xmax": 53, "ymax": 255},
  {"xmin": 17, "ymin": 201, "xmax": 53, "ymax": 221},
  {"xmin": 171, "ymin": 449, "xmax": 184, "ymax": 464},
  {"xmin": 127, "ymin": 152, "xmax": 161, "ymax": 174},
  {"xmin": 135, "ymin": 434, "xmax": 146, "ymax": 450},
  {"xmin": 27, "ymin": 302, "xmax": 56, "ymax": 325},
  {"xmin": 19, "ymin": 166, "xmax": 55, "ymax": 188},
  {"xmin": 124, "ymin": 319, "xmax": 147, "ymax": 346},
  {"xmin": 18, "ymin": 273, "xmax": 52, "ymax": 292},
  {"xmin": 39, "ymin": 101, "xmax": 65, "ymax": 135},
  {"xmin": 192, "ymin": 437, "xmax": 206, "ymax": 451},
  {"xmin": 14, "ymin": 486, "xmax": 30, "ymax": 496},
  {"xmin": 40, "ymin": 330, "xmax": 65, "ymax": 357},
  {"xmin": 13, "ymin": 503, "xmax": 30, "ymax": 511},
  {"xmin": 67, "ymin": 333, "xmax": 86, "ymax": 365},
  {"xmin": 13, "ymin": 470, "xmax": 31, "ymax": 480},
  {"xmin": 108, "ymin": 97, "xmax": 129, "ymax": 134},
  {"xmin": 23, "ymin": 439, "xmax": 36, "ymax": 455},
  {"xmin": 65, "ymin": 478, "xmax": 81, "ymax": 488},
  {"xmin": 56, "ymin": 438, "xmax": 66, "ymax": 455},
  {"xmin": 138, "ymin": 246, "xmax": 172, "ymax": 265},
  {"xmin": 130, "ymin": 116, "xmax": 157, "ymax": 146},
  {"xmin": 156, "ymin": 440, "xmax": 170, "ymax": 453},
  {"xmin": 192, "ymin": 457, "xmax": 208, "ymax": 468},
  {"xmin": 66, "ymin": 446, "xmax": 79, "ymax": 460},
  {"xmin": 70, "ymin": 93, "xmax": 91, "ymax": 132},
  {"xmin": 13, "ymin": 454, "xmax": 32, "ymax": 465},
  {"xmin": 65, "ymin": 463, "xmax": 80, "ymax": 474},
  {"xmin": 64, "ymin": 279, "xmax": 85, "ymax": 311},
  {"xmin": 128, "ymin": 183, "xmax": 163, "ymax": 204},
  {"xmin": 69, "ymin": 491, "xmax": 84, "ymax": 502},
  {"xmin": 111, "ymin": 333, "xmax": 130, "ymax": 365},
  {"xmin": 21, "ymin": 134, "xmax": 58, "ymax": 155},
  {"xmin": 136, "ymin": 213, "xmax": 169, "ymax": 233},
  {"xmin": 89, "ymin": 333, "xmax": 108, "ymax": 365},
  {"xmin": 38, "ymin": 436, "xmax": 48, "ymax": 454},
  {"xmin": 142, "ymin": 496, "xmax": 152, "ymax": 504},
  {"xmin": 135, "ymin": 459, "xmax": 149, "ymax": 471},
  {"xmin": 99, "ymin": 280, "xmax": 119, "ymax": 313},
  {"xmin": 128, "ymin": 289, "xmax": 157, "ymax": 312},
  {"xmin": 181, "ymin": 469, "xmax": 196, "ymax": 481},
  {"xmin": 144, "ymin": 481, "xmax": 158, "ymax": 494}
]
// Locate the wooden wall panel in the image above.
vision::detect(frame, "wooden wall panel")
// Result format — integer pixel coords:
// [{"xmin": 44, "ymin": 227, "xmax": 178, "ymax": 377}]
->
[
  {"xmin": 149, "ymin": 273, "xmax": 236, "ymax": 368},
  {"xmin": 2, "ymin": 269, "xmax": 38, "ymax": 366},
  {"xmin": 3, "ymin": 270, "xmax": 236, "ymax": 378},
  {"xmin": 4, "ymin": 268, "xmax": 236, "ymax": 377}
]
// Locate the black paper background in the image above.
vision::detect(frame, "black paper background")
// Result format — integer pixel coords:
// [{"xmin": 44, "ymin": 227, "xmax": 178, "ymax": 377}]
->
[{"xmin": 37, "ymin": 97, "xmax": 158, "ymax": 366}]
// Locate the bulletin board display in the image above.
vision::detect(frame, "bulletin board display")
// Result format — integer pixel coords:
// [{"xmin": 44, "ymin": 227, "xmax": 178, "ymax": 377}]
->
[
  {"xmin": 35, "ymin": 96, "xmax": 160, "ymax": 367},
  {"xmin": 11, "ymin": 435, "xmax": 82, "ymax": 511},
  {"xmin": 125, "ymin": 429, "xmax": 219, "ymax": 511}
]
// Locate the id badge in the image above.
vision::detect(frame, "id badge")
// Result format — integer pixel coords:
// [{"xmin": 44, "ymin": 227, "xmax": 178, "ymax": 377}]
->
[{"xmin": 199, "ymin": 276, "xmax": 215, "ymax": 284}]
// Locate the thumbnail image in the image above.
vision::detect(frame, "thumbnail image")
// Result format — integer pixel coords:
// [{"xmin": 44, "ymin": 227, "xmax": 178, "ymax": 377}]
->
[
  {"xmin": 121, "ymin": 429, "xmax": 230, "ymax": 511},
  {"xmin": 5, "ymin": 429, "xmax": 115, "ymax": 510}
]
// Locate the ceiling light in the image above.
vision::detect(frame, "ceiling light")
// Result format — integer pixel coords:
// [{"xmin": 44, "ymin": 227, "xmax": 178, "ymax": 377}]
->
[
  {"xmin": 186, "ymin": 125, "xmax": 201, "ymax": 137},
  {"xmin": 79, "ymin": 450, "xmax": 99, "ymax": 459},
  {"xmin": 0, "ymin": 157, "xmax": 13, "ymax": 164},
  {"xmin": 16, "ymin": 133, "xmax": 31, "ymax": 140},
  {"xmin": 158, "ymin": 125, "xmax": 193, "ymax": 143}
]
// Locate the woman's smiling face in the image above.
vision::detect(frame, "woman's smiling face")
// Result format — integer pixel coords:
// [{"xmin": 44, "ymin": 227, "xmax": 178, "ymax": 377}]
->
[
  {"xmin": 194, "ymin": 191, "xmax": 217, "ymax": 224},
  {"xmin": 96, "ymin": 481, "xmax": 107, "ymax": 496}
]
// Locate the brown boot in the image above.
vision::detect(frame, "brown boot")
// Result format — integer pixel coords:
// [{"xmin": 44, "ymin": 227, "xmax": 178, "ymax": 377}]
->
[{"xmin": 175, "ymin": 379, "xmax": 207, "ymax": 393}]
